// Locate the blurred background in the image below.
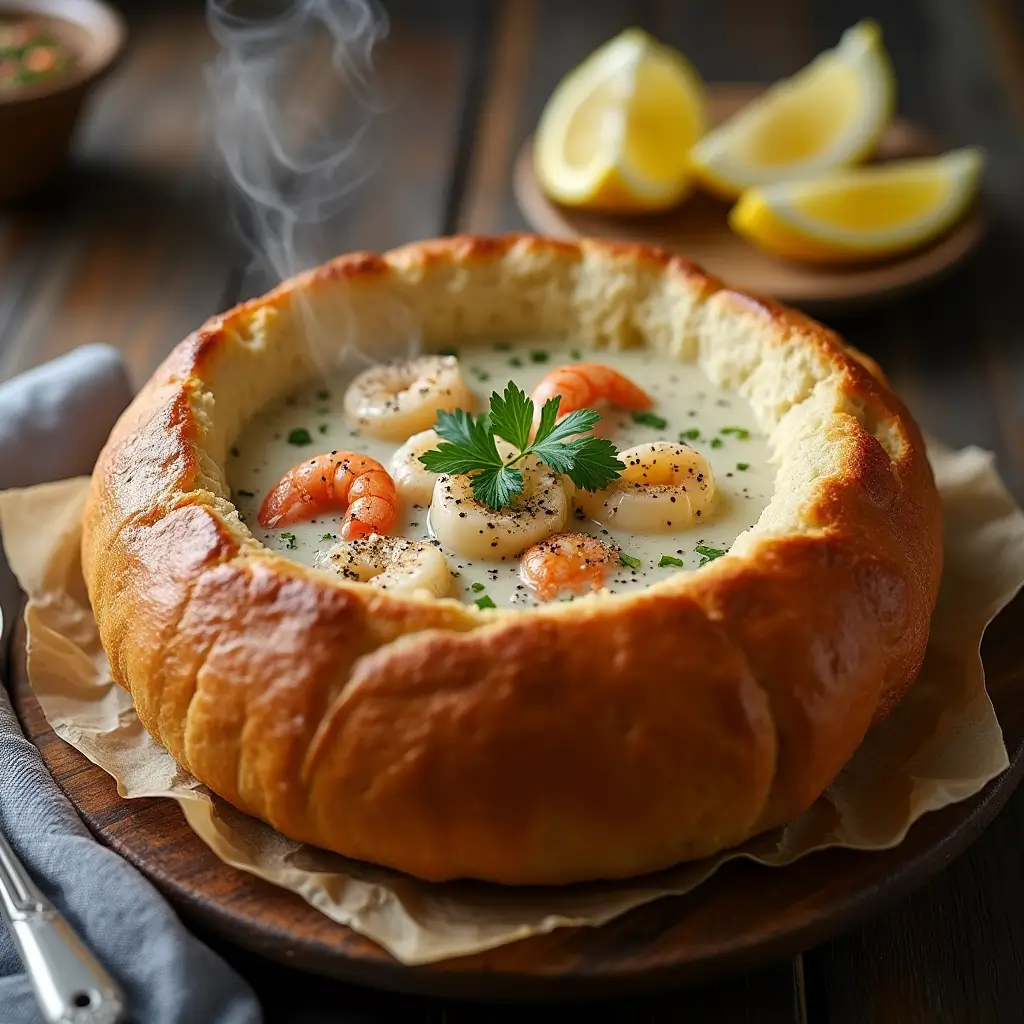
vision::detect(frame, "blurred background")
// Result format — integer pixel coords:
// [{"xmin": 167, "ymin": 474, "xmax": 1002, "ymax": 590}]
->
[
  {"xmin": 1, "ymin": 1, "xmax": 1023, "ymax": 1019},
  {"xmin": 1, "ymin": 1, "xmax": 1021, "ymax": 393}
]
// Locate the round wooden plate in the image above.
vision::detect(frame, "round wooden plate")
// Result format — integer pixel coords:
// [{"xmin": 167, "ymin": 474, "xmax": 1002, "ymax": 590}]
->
[
  {"xmin": 514, "ymin": 85, "xmax": 987, "ymax": 312},
  {"xmin": 10, "ymin": 595, "xmax": 1024, "ymax": 1002}
]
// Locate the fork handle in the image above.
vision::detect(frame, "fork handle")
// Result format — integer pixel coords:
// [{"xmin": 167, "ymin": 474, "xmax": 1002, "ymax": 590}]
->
[{"xmin": 0, "ymin": 832, "xmax": 125, "ymax": 1023}]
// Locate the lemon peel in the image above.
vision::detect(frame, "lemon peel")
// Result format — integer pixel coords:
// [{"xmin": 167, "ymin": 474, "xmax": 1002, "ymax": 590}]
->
[
  {"xmin": 728, "ymin": 148, "xmax": 984, "ymax": 262},
  {"xmin": 534, "ymin": 28, "xmax": 707, "ymax": 213}
]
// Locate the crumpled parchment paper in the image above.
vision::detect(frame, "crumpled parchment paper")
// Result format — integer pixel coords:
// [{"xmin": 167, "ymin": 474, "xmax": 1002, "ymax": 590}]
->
[{"xmin": 1, "ymin": 438, "xmax": 1021, "ymax": 965}]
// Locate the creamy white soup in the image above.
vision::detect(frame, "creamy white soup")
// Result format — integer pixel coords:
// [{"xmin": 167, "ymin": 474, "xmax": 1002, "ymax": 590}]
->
[{"xmin": 230, "ymin": 340, "xmax": 773, "ymax": 607}]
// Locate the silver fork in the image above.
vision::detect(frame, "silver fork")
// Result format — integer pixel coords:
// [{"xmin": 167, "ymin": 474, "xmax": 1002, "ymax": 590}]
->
[{"xmin": 0, "ymin": 604, "xmax": 126, "ymax": 1023}]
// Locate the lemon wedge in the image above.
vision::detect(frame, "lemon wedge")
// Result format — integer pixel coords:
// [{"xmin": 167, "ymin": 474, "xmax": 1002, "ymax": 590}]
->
[
  {"xmin": 728, "ymin": 148, "xmax": 984, "ymax": 262},
  {"xmin": 534, "ymin": 28, "xmax": 707, "ymax": 212},
  {"xmin": 690, "ymin": 21, "xmax": 895, "ymax": 199}
]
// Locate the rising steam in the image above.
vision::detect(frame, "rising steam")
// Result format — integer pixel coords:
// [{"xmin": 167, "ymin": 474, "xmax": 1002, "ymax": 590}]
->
[
  {"xmin": 206, "ymin": 0, "xmax": 387, "ymax": 289},
  {"xmin": 206, "ymin": 0, "xmax": 424, "ymax": 370}
]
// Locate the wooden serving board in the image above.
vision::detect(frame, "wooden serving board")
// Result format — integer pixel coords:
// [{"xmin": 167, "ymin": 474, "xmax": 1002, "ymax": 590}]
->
[
  {"xmin": 514, "ymin": 85, "xmax": 987, "ymax": 312},
  {"xmin": 10, "ymin": 598, "xmax": 1024, "ymax": 1002}
]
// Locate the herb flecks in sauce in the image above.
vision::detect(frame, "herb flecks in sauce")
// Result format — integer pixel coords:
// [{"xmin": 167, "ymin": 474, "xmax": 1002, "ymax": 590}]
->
[
  {"xmin": 695, "ymin": 544, "xmax": 726, "ymax": 566},
  {"xmin": 632, "ymin": 410, "xmax": 668, "ymax": 430},
  {"xmin": 0, "ymin": 19, "xmax": 76, "ymax": 92},
  {"xmin": 230, "ymin": 340, "xmax": 770, "ymax": 607}
]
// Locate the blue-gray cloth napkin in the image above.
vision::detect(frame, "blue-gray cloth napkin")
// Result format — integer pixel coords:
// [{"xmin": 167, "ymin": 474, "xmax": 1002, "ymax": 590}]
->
[{"xmin": 0, "ymin": 345, "xmax": 262, "ymax": 1024}]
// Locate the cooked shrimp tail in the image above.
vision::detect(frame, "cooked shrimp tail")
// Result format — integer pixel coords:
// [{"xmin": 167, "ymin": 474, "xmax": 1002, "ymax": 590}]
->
[
  {"xmin": 530, "ymin": 362, "xmax": 652, "ymax": 429},
  {"xmin": 258, "ymin": 451, "xmax": 398, "ymax": 540},
  {"xmin": 519, "ymin": 532, "xmax": 619, "ymax": 601}
]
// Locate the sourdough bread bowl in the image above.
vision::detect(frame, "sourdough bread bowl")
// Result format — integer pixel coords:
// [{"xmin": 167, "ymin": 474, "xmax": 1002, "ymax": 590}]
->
[{"xmin": 82, "ymin": 234, "xmax": 942, "ymax": 885}]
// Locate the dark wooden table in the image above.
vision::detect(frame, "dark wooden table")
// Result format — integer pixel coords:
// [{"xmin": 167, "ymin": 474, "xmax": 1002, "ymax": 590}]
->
[{"xmin": 2, "ymin": 1, "xmax": 1023, "ymax": 1020}]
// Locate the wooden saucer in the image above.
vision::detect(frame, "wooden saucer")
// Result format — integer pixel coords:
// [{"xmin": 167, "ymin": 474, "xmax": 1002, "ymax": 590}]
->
[{"xmin": 514, "ymin": 85, "xmax": 986, "ymax": 312}]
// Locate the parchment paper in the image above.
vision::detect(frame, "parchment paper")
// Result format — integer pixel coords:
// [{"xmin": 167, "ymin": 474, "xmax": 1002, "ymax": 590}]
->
[{"xmin": 1, "ymin": 438, "xmax": 1022, "ymax": 965}]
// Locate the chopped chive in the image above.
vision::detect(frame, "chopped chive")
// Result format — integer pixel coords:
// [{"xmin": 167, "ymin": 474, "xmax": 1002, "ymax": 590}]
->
[
  {"xmin": 680, "ymin": 428, "xmax": 701, "ymax": 441},
  {"xmin": 318, "ymin": 424, "xmax": 328, "ymax": 434},
  {"xmin": 530, "ymin": 350, "xmax": 549, "ymax": 363},
  {"xmin": 322, "ymin": 532, "xmax": 334, "ymax": 541},
  {"xmin": 721, "ymin": 426, "xmax": 750, "ymax": 439},
  {"xmin": 281, "ymin": 532, "xmax": 298, "ymax": 550},
  {"xmin": 236, "ymin": 489, "xmax": 255, "ymax": 498},
  {"xmin": 438, "ymin": 347, "xmax": 458, "ymax": 357},
  {"xmin": 620, "ymin": 552, "xmax": 642, "ymax": 570},
  {"xmin": 632, "ymin": 411, "xmax": 668, "ymax": 430},
  {"xmin": 471, "ymin": 582, "xmax": 485, "ymax": 593},
  {"xmin": 494, "ymin": 341, "xmax": 511, "ymax": 351},
  {"xmin": 710, "ymin": 437, "xmax": 723, "ymax": 449},
  {"xmin": 471, "ymin": 367, "xmax": 490, "ymax": 381},
  {"xmin": 569, "ymin": 348, "xmax": 582, "ymax": 360},
  {"xmin": 736, "ymin": 462, "xmax": 750, "ymax": 471},
  {"xmin": 287, "ymin": 427, "xmax": 313, "ymax": 446},
  {"xmin": 316, "ymin": 389, "xmax": 331, "ymax": 400},
  {"xmin": 659, "ymin": 554, "xmax": 684, "ymax": 568},
  {"xmin": 475, "ymin": 595, "xmax": 496, "ymax": 610},
  {"xmin": 695, "ymin": 544, "xmax": 726, "ymax": 566},
  {"xmin": 509, "ymin": 356, "xmax": 523, "ymax": 368}
]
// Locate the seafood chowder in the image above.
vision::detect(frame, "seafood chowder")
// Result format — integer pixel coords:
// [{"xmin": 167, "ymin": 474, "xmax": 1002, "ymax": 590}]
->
[{"xmin": 230, "ymin": 340, "xmax": 773, "ymax": 608}]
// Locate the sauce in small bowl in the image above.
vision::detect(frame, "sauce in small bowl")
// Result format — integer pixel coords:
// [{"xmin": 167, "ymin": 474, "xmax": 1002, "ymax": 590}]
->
[
  {"xmin": 0, "ymin": 1, "xmax": 125, "ymax": 201},
  {"xmin": 0, "ymin": 17, "xmax": 78, "ymax": 93}
]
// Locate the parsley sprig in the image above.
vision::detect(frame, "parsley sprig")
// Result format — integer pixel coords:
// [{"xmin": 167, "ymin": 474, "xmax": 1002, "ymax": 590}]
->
[{"xmin": 419, "ymin": 382, "xmax": 622, "ymax": 511}]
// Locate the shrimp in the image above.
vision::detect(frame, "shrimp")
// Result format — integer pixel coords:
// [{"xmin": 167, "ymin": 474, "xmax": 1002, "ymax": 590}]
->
[
  {"xmin": 258, "ymin": 451, "xmax": 397, "ymax": 540},
  {"xmin": 519, "ymin": 532, "xmax": 620, "ymax": 601},
  {"xmin": 389, "ymin": 429, "xmax": 442, "ymax": 507},
  {"xmin": 429, "ymin": 449, "xmax": 569, "ymax": 559},
  {"xmin": 344, "ymin": 355, "xmax": 473, "ymax": 442},
  {"xmin": 577, "ymin": 441, "xmax": 716, "ymax": 533},
  {"xmin": 530, "ymin": 362, "xmax": 652, "ymax": 429},
  {"xmin": 316, "ymin": 535, "xmax": 451, "ymax": 599}
]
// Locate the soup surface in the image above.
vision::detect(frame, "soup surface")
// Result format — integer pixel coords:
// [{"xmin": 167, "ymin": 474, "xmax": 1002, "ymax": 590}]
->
[
  {"xmin": 0, "ymin": 19, "xmax": 76, "ymax": 92},
  {"xmin": 231, "ymin": 340, "xmax": 773, "ymax": 607}
]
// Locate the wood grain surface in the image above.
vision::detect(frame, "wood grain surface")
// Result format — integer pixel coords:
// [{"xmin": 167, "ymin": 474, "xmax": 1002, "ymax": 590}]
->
[{"xmin": 3, "ymin": 0, "xmax": 1024, "ymax": 1020}]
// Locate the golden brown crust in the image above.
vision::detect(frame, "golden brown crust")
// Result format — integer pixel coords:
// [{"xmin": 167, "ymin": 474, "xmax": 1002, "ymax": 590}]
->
[{"xmin": 82, "ymin": 233, "xmax": 942, "ymax": 884}]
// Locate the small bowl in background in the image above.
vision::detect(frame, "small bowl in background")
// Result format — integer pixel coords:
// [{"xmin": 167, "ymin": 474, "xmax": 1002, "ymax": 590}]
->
[{"xmin": 0, "ymin": 0, "xmax": 126, "ymax": 201}]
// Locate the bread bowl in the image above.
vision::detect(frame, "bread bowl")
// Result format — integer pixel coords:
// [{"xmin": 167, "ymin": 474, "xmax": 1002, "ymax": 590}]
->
[{"xmin": 82, "ymin": 234, "xmax": 942, "ymax": 885}]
